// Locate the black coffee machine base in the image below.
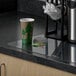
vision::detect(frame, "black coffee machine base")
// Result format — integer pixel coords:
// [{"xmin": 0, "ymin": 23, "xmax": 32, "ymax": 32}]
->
[
  {"xmin": 46, "ymin": 33, "xmax": 76, "ymax": 45},
  {"xmin": 46, "ymin": 34, "xmax": 67, "ymax": 41}
]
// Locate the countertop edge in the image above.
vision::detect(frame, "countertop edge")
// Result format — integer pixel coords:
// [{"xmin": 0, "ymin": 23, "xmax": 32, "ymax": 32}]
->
[{"xmin": 0, "ymin": 47, "xmax": 76, "ymax": 74}]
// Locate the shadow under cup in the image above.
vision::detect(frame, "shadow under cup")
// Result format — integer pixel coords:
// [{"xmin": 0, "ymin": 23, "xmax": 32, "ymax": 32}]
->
[{"xmin": 20, "ymin": 18, "xmax": 35, "ymax": 49}]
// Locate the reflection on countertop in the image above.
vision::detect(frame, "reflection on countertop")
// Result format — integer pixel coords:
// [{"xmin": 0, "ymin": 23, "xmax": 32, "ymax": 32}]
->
[
  {"xmin": 7, "ymin": 34, "xmax": 61, "ymax": 57},
  {"xmin": 53, "ymin": 41, "xmax": 76, "ymax": 66}
]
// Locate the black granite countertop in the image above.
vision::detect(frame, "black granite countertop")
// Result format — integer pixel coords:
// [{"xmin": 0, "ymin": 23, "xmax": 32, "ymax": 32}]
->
[{"xmin": 0, "ymin": 11, "xmax": 76, "ymax": 74}]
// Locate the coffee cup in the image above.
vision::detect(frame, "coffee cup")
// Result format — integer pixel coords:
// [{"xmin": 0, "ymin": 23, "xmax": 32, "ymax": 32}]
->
[{"xmin": 20, "ymin": 18, "xmax": 35, "ymax": 46}]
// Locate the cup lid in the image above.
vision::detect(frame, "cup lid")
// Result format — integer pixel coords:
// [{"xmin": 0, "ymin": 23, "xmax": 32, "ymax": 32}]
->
[{"xmin": 20, "ymin": 18, "xmax": 35, "ymax": 22}]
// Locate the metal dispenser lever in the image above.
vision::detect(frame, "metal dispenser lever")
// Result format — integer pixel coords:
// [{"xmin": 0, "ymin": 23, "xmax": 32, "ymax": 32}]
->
[{"xmin": 68, "ymin": 0, "xmax": 76, "ymax": 43}]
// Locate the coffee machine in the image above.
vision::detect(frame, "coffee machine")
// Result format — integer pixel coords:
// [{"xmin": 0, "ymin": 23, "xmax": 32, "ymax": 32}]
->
[
  {"xmin": 36, "ymin": 0, "xmax": 76, "ymax": 64},
  {"xmin": 38, "ymin": 0, "xmax": 76, "ymax": 63},
  {"xmin": 41, "ymin": 0, "xmax": 76, "ymax": 63},
  {"xmin": 42, "ymin": 0, "xmax": 76, "ymax": 44}
]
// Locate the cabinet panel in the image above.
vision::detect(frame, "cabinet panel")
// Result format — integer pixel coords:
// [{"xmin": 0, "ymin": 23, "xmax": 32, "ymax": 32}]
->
[
  {"xmin": 21, "ymin": 61, "xmax": 76, "ymax": 76},
  {"xmin": 0, "ymin": 53, "xmax": 76, "ymax": 76},
  {"xmin": 0, "ymin": 54, "xmax": 24, "ymax": 76}
]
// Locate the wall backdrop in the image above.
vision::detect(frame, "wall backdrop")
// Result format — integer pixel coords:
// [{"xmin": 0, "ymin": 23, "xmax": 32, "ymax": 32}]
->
[
  {"xmin": 17, "ymin": 0, "xmax": 45, "ymax": 17},
  {"xmin": 0, "ymin": 0, "xmax": 17, "ymax": 13}
]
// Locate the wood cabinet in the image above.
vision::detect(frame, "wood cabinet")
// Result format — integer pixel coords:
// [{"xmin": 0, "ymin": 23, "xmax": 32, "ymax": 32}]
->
[{"xmin": 0, "ymin": 53, "xmax": 76, "ymax": 76}]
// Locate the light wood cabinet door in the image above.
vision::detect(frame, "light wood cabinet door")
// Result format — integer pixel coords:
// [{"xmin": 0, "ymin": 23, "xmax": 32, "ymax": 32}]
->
[
  {"xmin": 0, "ymin": 53, "xmax": 25, "ymax": 76},
  {"xmin": 0, "ymin": 53, "xmax": 76, "ymax": 76},
  {"xmin": 21, "ymin": 60, "xmax": 76, "ymax": 76}
]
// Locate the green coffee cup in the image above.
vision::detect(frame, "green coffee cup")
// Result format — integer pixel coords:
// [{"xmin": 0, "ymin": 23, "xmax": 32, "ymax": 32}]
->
[{"xmin": 20, "ymin": 18, "xmax": 35, "ymax": 46}]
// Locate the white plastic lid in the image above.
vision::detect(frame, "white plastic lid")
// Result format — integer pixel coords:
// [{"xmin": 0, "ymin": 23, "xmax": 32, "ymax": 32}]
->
[{"xmin": 20, "ymin": 18, "xmax": 35, "ymax": 22}]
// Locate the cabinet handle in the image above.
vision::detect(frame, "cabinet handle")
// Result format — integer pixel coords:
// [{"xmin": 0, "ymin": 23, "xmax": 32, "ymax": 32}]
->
[{"xmin": 0, "ymin": 63, "xmax": 6, "ymax": 76}]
